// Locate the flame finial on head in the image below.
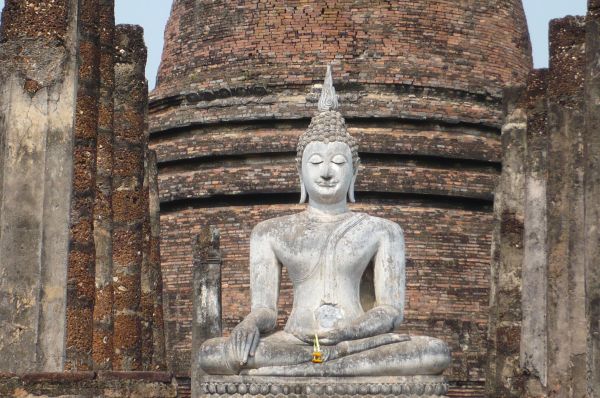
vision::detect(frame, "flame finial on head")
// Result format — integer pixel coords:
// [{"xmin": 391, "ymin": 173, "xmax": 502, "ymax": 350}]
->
[
  {"xmin": 318, "ymin": 64, "xmax": 339, "ymax": 112},
  {"xmin": 297, "ymin": 64, "xmax": 359, "ymax": 174}
]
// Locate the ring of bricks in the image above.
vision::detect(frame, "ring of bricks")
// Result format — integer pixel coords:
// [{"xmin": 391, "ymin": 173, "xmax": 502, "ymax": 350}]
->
[{"xmin": 199, "ymin": 379, "xmax": 449, "ymax": 396}]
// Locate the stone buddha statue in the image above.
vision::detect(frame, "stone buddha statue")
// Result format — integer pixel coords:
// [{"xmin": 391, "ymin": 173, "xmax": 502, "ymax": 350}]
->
[{"xmin": 199, "ymin": 66, "xmax": 451, "ymax": 377}]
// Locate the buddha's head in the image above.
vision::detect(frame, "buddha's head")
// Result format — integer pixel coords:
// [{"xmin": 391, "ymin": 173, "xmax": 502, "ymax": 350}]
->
[{"xmin": 296, "ymin": 66, "xmax": 360, "ymax": 205}]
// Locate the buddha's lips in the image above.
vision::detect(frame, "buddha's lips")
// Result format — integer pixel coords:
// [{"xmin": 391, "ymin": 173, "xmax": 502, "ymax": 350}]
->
[{"xmin": 316, "ymin": 181, "xmax": 338, "ymax": 187}]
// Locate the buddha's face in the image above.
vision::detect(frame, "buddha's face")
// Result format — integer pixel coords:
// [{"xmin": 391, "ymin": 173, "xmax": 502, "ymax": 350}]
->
[{"xmin": 301, "ymin": 141, "xmax": 354, "ymax": 205}]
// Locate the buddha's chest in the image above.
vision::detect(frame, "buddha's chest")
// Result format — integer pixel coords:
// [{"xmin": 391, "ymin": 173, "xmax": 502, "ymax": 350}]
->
[{"xmin": 272, "ymin": 221, "xmax": 379, "ymax": 283}]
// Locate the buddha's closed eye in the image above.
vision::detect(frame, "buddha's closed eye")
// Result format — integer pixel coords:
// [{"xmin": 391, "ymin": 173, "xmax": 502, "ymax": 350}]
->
[
  {"xmin": 309, "ymin": 155, "xmax": 324, "ymax": 164},
  {"xmin": 332, "ymin": 155, "xmax": 346, "ymax": 165}
]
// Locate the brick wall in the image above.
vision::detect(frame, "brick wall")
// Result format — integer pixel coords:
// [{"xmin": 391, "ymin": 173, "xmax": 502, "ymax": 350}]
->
[{"xmin": 154, "ymin": 0, "xmax": 531, "ymax": 101}]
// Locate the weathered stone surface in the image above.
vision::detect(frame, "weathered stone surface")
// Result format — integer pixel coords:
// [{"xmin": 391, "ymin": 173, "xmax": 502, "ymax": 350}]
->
[
  {"xmin": 584, "ymin": 2, "xmax": 600, "ymax": 394},
  {"xmin": 488, "ymin": 71, "xmax": 551, "ymax": 397},
  {"xmin": 0, "ymin": 0, "xmax": 79, "ymax": 373},
  {"xmin": 148, "ymin": 150, "xmax": 167, "ymax": 371},
  {"xmin": 520, "ymin": 70, "xmax": 549, "ymax": 392},
  {"xmin": 196, "ymin": 375, "xmax": 448, "ymax": 398},
  {"xmin": 0, "ymin": 0, "xmax": 166, "ymax": 377},
  {"xmin": 66, "ymin": 0, "xmax": 101, "ymax": 371},
  {"xmin": 191, "ymin": 227, "xmax": 222, "ymax": 395},
  {"xmin": 92, "ymin": 0, "xmax": 116, "ymax": 371},
  {"xmin": 0, "ymin": 372, "xmax": 177, "ymax": 398},
  {"xmin": 546, "ymin": 16, "xmax": 587, "ymax": 397},
  {"xmin": 486, "ymin": 95, "xmax": 527, "ymax": 398},
  {"xmin": 485, "ymin": 6, "xmax": 600, "ymax": 396},
  {"xmin": 20, "ymin": 372, "xmax": 95, "ymax": 383},
  {"xmin": 0, "ymin": 0, "xmax": 70, "ymax": 42},
  {"xmin": 142, "ymin": 145, "xmax": 154, "ymax": 369},
  {"xmin": 111, "ymin": 24, "xmax": 148, "ymax": 371},
  {"xmin": 152, "ymin": 0, "xmax": 531, "ymax": 124},
  {"xmin": 139, "ymin": 150, "xmax": 168, "ymax": 372},
  {"xmin": 192, "ymin": 228, "xmax": 222, "ymax": 345},
  {"xmin": 96, "ymin": 371, "xmax": 172, "ymax": 382}
]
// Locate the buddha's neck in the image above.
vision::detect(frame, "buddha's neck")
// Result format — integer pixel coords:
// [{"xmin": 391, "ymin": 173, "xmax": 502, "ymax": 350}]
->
[{"xmin": 307, "ymin": 200, "xmax": 349, "ymax": 218}]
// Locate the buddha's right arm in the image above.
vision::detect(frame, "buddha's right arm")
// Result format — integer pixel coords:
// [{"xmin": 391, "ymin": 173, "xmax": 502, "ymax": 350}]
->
[
  {"xmin": 248, "ymin": 223, "xmax": 281, "ymax": 333},
  {"xmin": 241, "ymin": 308, "xmax": 278, "ymax": 333},
  {"xmin": 228, "ymin": 226, "xmax": 281, "ymax": 365}
]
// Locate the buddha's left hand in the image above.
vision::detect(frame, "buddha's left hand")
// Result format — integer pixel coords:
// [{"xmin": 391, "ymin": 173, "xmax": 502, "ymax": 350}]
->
[{"xmin": 318, "ymin": 328, "xmax": 350, "ymax": 345}]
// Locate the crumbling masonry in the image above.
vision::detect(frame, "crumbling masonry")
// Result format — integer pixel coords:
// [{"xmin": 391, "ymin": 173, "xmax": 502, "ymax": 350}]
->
[
  {"xmin": 487, "ymin": 2, "xmax": 600, "ymax": 396},
  {"xmin": 0, "ymin": 1, "xmax": 173, "ymax": 395}
]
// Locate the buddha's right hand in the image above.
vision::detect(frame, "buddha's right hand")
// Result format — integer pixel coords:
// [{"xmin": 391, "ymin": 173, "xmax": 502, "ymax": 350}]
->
[{"xmin": 229, "ymin": 320, "xmax": 260, "ymax": 366}]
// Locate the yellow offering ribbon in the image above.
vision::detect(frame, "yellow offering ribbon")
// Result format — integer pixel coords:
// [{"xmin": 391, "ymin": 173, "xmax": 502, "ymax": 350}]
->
[{"xmin": 312, "ymin": 333, "xmax": 324, "ymax": 363}]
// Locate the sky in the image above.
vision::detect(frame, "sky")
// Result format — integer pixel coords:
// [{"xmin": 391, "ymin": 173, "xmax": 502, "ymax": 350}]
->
[{"xmin": 0, "ymin": 0, "xmax": 590, "ymax": 90}]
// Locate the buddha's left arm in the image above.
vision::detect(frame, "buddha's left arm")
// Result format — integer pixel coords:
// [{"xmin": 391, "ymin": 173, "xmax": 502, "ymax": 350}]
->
[
  {"xmin": 371, "ymin": 221, "xmax": 405, "ymax": 327},
  {"xmin": 324, "ymin": 221, "xmax": 405, "ymax": 343}
]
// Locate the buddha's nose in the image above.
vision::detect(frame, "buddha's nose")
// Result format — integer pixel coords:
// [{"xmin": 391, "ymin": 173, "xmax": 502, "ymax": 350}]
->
[{"xmin": 321, "ymin": 165, "xmax": 333, "ymax": 180}]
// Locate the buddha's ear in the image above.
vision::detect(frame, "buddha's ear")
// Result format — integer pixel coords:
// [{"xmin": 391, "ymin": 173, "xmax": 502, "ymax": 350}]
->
[
  {"xmin": 299, "ymin": 176, "xmax": 307, "ymax": 203},
  {"xmin": 348, "ymin": 171, "xmax": 357, "ymax": 203}
]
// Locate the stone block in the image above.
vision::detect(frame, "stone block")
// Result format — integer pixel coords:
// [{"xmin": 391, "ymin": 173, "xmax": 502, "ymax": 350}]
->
[{"xmin": 195, "ymin": 375, "xmax": 448, "ymax": 398}]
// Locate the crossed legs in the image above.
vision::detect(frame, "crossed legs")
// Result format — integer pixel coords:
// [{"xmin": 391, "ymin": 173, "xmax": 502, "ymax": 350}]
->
[{"xmin": 198, "ymin": 332, "xmax": 448, "ymax": 377}]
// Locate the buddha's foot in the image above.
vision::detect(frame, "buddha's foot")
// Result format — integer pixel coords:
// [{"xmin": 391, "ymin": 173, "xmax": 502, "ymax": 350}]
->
[
  {"xmin": 334, "ymin": 333, "xmax": 410, "ymax": 358},
  {"xmin": 246, "ymin": 335, "xmax": 450, "ymax": 377}
]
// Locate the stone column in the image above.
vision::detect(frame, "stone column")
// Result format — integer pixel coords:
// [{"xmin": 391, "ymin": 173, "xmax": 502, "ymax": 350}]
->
[
  {"xmin": 141, "ymin": 148, "xmax": 153, "ymax": 369},
  {"xmin": 139, "ymin": 150, "xmax": 167, "ymax": 371},
  {"xmin": 486, "ymin": 7, "xmax": 599, "ymax": 396},
  {"xmin": 92, "ymin": 0, "xmax": 116, "ymax": 370},
  {"xmin": 486, "ymin": 91, "xmax": 527, "ymax": 397},
  {"xmin": 191, "ymin": 227, "xmax": 222, "ymax": 396},
  {"xmin": 520, "ymin": 70, "xmax": 549, "ymax": 394},
  {"xmin": 65, "ymin": 0, "xmax": 101, "ymax": 370},
  {"xmin": 149, "ymin": 150, "xmax": 167, "ymax": 370},
  {"xmin": 111, "ymin": 24, "xmax": 148, "ymax": 371},
  {"xmin": 545, "ymin": 17, "xmax": 587, "ymax": 397},
  {"xmin": 0, "ymin": 0, "xmax": 79, "ymax": 372},
  {"xmin": 584, "ymin": 0, "xmax": 600, "ymax": 393}
]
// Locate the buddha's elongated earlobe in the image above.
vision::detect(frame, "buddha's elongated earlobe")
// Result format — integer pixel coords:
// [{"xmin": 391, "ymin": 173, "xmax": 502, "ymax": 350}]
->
[
  {"xmin": 348, "ymin": 172, "xmax": 357, "ymax": 203},
  {"xmin": 299, "ymin": 176, "xmax": 307, "ymax": 203}
]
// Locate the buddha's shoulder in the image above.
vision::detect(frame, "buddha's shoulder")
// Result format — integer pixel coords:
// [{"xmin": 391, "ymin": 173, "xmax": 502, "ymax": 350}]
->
[
  {"xmin": 250, "ymin": 212, "xmax": 305, "ymax": 236},
  {"xmin": 359, "ymin": 213, "xmax": 404, "ymax": 236}
]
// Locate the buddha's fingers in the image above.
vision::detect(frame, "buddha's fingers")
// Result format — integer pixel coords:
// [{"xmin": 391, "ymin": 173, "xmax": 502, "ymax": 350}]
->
[
  {"xmin": 235, "ymin": 331, "xmax": 245, "ymax": 365},
  {"xmin": 249, "ymin": 332, "xmax": 260, "ymax": 357},
  {"xmin": 242, "ymin": 332, "xmax": 255, "ymax": 364}
]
